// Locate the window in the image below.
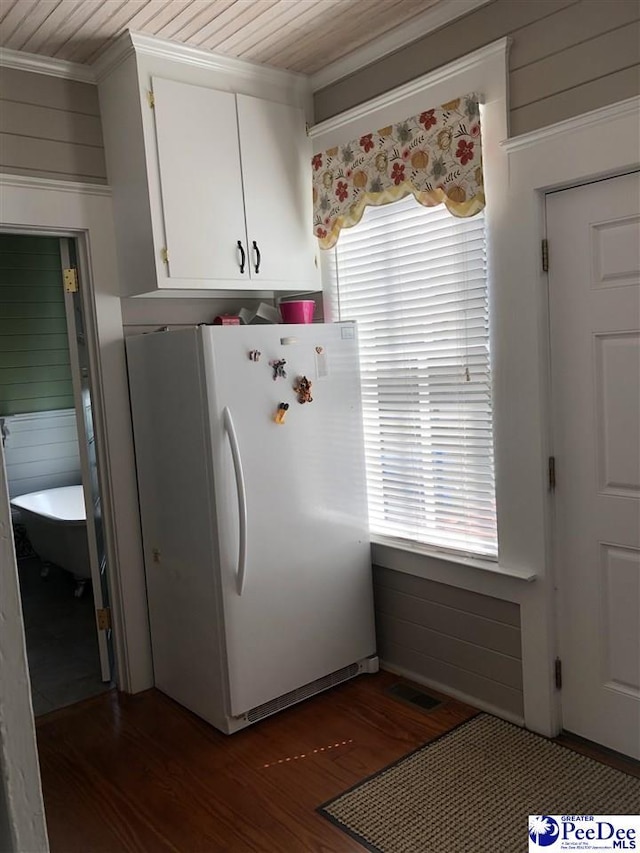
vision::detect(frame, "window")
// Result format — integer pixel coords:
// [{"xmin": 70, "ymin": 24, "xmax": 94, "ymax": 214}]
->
[{"xmin": 327, "ymin": 195, "xmax": 498, "ymax": 559}]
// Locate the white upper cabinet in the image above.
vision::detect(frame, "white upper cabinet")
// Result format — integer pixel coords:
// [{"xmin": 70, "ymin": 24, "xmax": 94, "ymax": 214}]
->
[
  {"xmin": 152, "ymin": 78, "xmax": 247, "ymax": 282},
  {"xmin": 151, "ymin": 80, "xmax": 316, "ymax": 288},
  {"xmin": 97, "ymin": 35, "xmax": 319, "ymax": 296},
  {"xmin": 236, "ymin": 93, "xmax": 316, "ymax": 286}
]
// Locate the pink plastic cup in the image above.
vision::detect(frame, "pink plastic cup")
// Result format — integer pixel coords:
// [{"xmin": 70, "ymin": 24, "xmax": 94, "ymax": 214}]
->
[{"xmin": 279, "ymin": 300, "xmax": 315, "ymax": 324}]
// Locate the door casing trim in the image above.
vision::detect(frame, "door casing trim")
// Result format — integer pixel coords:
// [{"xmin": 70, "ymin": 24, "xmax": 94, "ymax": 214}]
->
[
  {"xmin": 0, "ymin": 175, "xmax": 154, "ymax": 695},
  {"xmin": 499, "ymin": 98, "xmax": 640, "ymax": 737}
]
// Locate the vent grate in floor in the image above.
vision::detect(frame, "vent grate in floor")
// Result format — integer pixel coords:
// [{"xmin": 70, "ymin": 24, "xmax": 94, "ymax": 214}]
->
[{"xmin": 386, "ymin": 682, "xmax": 442, "ymax": 713}]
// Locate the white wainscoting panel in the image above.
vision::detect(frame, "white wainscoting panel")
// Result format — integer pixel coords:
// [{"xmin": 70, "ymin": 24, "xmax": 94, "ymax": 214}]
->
[{"xmin": 2, "ymin": 408, "xmax": 81, "ymax": 498}]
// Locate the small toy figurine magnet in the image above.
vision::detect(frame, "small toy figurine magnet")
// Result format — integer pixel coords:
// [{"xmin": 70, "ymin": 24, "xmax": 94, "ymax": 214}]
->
[
  {"xmin": 315, "ymin": 346, "xmax": 324, "ymax": 354},
  {"xmin": 270, "ymin": 358, "xmax": 287, "ymax": 380},
  {"xmin": 274, "ymin": 402, "xmax": 289, "ymax": 424},
  {"xmin": 248, "ymin": 350, "xmax": 261, "ymax": 362},
  {"xmin": 293, "ymin": 375, "xmax": 313, "ymax": 404}
]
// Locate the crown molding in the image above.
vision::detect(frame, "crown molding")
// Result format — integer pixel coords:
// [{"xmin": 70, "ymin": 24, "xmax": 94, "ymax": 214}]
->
[
  {"xmin": 502, "ymin": 96, "xmax": 640, "ymax": 153},
  {"xmin": 0, "ymin": 46, "xmax": 94, "ymax": 83},
  {"xmin": 92, "ymin": 29, "xmax": 310, "ymax": 96},
  {"xmin": 92, "ymin": 30, "xmax": 311, "ymax": 100},
  {"xmin": 310, "ymin": 0, "xmax": 494, "ymax": 92},
  {"xmin": 0, "ymin": 173, "xmax": 111, "ymax": 197},
  {"xmin": 308, "ymin": 37, "xmax": 509, "ymax": 139},
  {"xmin": 90, "ymin": 31, "xmax": 136, "ymax": 82}
]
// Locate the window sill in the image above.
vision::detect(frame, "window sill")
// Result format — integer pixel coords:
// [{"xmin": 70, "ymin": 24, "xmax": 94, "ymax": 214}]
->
[{"xmin": 371, "ymin": 536, "xmax": 537, "ymax": 582}]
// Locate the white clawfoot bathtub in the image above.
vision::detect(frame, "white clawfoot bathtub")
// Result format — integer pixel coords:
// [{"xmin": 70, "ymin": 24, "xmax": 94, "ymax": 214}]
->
[{"xmin": 10, "ymin": 485, "xmax": 91, "ymax": 597}]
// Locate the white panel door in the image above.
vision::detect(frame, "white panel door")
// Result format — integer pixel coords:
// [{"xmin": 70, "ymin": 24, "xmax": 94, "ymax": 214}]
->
[
  {"xmin": 152, "ymin": 77, "xmax": 248, "ymax": 282},
  {"xmin": 547, "ymin": 172, "xmax": 640, "ymax": 758},
  {"xmin": 237, "ymin": 94, "xmax": 318, "ymax": 286},
  {"xmin": 202, "ymin": 324, "xmax": 374, "ymax": 717}
]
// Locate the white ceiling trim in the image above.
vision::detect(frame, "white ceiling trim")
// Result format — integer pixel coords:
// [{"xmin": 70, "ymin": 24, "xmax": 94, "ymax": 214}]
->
[
  {"xmin": 0, "ymin": 46, "xmax": 94, "ymax": 83},
  {"xmin": 92, "ymin": 30, "xmax": 311, "ymax": 100},
  {"xmin": 129, "ymin": 31, "xmax": 309, "ymax": 88},
  {"xmin": 0, "ymin": 173, "xmax": 112, "ymax": 197},
  {"xmin": 90, "ymin": 31, "xmax": 135, "ymax": 83},
  {"xmin": 309, "ymin": 0, "xmax": 495, "ymax": 92}
]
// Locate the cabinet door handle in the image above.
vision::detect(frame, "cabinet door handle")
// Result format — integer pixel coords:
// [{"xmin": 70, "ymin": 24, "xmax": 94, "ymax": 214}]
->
[
  {"xmin": 252, "ymin": 241, "xmax": 261, "ymax": 274},
  {"xmin": 237, "ymin": 240, "xmax": 246, "ymax": 274}
]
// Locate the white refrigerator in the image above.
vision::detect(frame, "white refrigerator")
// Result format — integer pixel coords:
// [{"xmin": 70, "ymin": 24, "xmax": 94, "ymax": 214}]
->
[{"xmin": 126, "ymin": 322, "xmax": 377, "ymax": 734}]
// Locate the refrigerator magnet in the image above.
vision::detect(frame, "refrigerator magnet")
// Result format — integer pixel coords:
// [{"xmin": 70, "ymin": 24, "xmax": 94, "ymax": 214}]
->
[
  {"xmin": 293, "ymin": 376, "xmax": 313, "ymax": 404},
  {"xmin": 274, "ymin": 402, "xmax": 289, "ymax": 424},
  {"xmin": 270, "ymin": 358, "xmax": 287, "ymax": 380},
  {"xmin": 248, "ymin": 350, "xmax": 262, "ymax": 362}
]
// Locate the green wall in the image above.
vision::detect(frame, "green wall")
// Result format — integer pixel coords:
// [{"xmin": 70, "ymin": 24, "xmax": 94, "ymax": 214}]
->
[{"xmin": 0, "ymin": 234, "xmax": 73, "ymax": 416}]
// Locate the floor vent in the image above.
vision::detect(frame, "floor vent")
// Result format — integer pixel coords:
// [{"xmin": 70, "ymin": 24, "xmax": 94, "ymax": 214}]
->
[
  {"xmin": 386, "ymin": 682, "xmax": 442, "ymax": 713},
  {"xmin": 246, "ymin": 663, "xmax": 360, "ymax": 723}
]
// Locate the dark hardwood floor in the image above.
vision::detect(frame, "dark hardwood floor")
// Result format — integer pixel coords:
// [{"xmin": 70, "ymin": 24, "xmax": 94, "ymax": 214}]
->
[
  {"xmin": 36, "ymin": 671, "xmax": 477, "ymax": 853},
  {"xmin": 35, "ymin": 672, "xmax": 640, "ymax": 852}
]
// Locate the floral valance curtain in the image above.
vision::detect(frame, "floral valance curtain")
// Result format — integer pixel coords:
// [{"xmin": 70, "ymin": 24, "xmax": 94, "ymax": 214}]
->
[{"xmin": 312, "ymin": 94, "xmax": 485, "ymax": 249}]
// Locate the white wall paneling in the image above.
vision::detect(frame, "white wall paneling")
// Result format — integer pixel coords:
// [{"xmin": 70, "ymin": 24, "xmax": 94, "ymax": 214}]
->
[
  {"xmin": 314, "ymin": 0, "xmax": 640, "ymax": 135},
  {"xmin": 373, "ymin": 566, "xmax": 524, "ymax": 721},
  {"xmin": 0, "ymin": 66, "xmax": 106, "ymax": 183}
]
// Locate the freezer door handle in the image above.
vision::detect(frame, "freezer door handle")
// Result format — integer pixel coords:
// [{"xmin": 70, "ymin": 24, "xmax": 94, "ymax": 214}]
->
[{"xmin": 223, "ymin": 406, "xmax": 247, "ymax": 595}]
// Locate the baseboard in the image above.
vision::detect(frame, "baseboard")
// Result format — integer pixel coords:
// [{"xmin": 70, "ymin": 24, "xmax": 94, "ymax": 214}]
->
[{"xmin": 379, "ymin": 660, "xmax": 525, "ymax": 727}]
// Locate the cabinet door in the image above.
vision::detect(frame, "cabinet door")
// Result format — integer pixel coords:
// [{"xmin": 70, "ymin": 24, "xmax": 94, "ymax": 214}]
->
[
  {"xmin": 152, "ymin": 78, "xmax": 249, "ymax": 282},
  {"xmin": 237, "ymin": 94, "xmax": 318, "ymax": 287}
]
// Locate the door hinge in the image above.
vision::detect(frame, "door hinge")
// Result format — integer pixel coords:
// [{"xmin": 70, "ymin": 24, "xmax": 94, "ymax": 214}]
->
[
  {"xmin": 554, "ymin": 657, "xmax": 562, "ymax": 690},
  {"xmin": 548, "ymin": 455, "xmax": 556, "ymax": 491},
  {"xmin": 160, "ymin": 247, "xmax": 169, "ymax": 264},
  {"xmin": 63, "ymin": 267, "xmax": 79, "ymax": 293},
  {"xmin": 96, "ymin": 607, "xmax": 111, "ymax": 631},
  {"xmin": 541, "ymin": 238, "xmax": 549, "ymax": 273},
  {"xmin": 147, "ymin": 90, "xmax": 155, "ymax": 108}
]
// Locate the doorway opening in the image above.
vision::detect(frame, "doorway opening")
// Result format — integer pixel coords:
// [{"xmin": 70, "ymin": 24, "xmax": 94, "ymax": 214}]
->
[{"xmin": 1, "ymin": 232, "xmax": 114, "ymax": 716}]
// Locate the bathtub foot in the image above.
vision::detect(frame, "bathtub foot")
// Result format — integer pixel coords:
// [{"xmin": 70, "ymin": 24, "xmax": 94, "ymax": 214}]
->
[
  {"xmin": 40, "ymin": 562, "xmax": 52, "ymax": 579},
  {"xmin": 74, "ymin": 579, "xmax": 88, "ymax": 598}
]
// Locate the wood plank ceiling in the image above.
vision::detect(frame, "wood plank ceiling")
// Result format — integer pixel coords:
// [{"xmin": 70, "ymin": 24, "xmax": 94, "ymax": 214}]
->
[{"xmin": 0, "ymin": 0, "xmax": 444, "ymax": 74}]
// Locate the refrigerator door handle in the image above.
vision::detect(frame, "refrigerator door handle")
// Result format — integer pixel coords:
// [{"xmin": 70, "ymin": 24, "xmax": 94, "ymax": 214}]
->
[{"xmin": 223, "ymin": 406, "xmax": 247, "ymax": 595}]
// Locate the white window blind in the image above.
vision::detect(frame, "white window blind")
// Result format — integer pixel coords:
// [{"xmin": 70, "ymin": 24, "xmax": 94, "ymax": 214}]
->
[{"xmin": 327, "ymin": 195, "xmax": 498, "ymax": 558}]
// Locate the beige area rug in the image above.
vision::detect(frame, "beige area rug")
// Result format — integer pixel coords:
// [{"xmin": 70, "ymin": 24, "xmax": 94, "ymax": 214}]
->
[{"xmin": 318, "ymin": 713, "xmax": 640, "ymax": 853}]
